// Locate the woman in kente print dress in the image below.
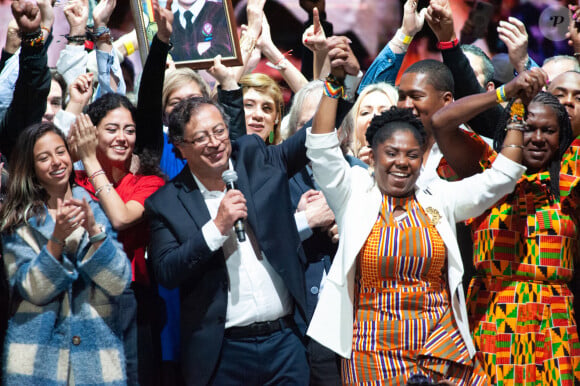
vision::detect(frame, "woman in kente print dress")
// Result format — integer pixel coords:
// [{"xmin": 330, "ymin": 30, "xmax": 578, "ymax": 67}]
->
[
  {"xmin": 431, "ymin": 76, "xmax": 580, "ymax": 384},
  {"xmin": 304, "ymin": 61, "xmax": 540, "ymax": 385}
]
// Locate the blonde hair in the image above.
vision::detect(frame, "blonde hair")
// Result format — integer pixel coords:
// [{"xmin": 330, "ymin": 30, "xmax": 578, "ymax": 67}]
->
[
  {"xmin": 162, "ymin": 68, "xmax": 211, "ymax": 112},
  {"xmin": 239, "ymin": 73, "xmax": 284, "ymax": 145},
  {"xmin": 342, "ymin": 82, "xmax": 398, "ymax": 157}
]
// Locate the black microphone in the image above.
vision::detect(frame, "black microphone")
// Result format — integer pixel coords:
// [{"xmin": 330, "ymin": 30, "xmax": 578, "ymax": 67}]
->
[{"xmin": 221, "ymin": 170, "xmax": 246, "ymax": 242}]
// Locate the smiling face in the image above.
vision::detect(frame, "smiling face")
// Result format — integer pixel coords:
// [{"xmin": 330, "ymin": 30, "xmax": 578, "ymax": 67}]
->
[
  {"xmin": 522, "ymin": 102, "xmax": 560, "ymax": 174},
  {"xmin": 176, "ymin": 104, "xmax": 231, "ymax": 180},
  {"xmin": 96, "ymin": 107, "xmax": 136, "ymax": 168},
  {"xmin": 243, "ymin": 87, "xmax": 279, "ymax": 142},
  {"xmin": 33, "ymin": 131, "xmax": 72, "ymax": 191},
  {"xmin": 547, "ymin": 72, "xmax": 580, "ymax": 138},
  {"xmin": 397, "ymin": 72, "xmax": 452, "ymax": 133},
  {"xmin": 355, "ymin": 91, "xmax": 395, "ymax": 147},
  {"xmin": 371, "ymin": 129, "xmax": 423, "ymax": 197}
]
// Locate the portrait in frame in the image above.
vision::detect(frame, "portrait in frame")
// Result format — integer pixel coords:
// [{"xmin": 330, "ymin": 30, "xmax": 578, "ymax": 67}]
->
[{"xmin": 130, "ymin": 0, "xmax": 242, "ymax": 69}]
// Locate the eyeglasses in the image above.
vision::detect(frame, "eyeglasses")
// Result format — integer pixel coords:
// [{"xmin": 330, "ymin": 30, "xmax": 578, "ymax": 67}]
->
[{"xmin": 181, "ymin": 127, "xmax": 228, "ymax": 146}]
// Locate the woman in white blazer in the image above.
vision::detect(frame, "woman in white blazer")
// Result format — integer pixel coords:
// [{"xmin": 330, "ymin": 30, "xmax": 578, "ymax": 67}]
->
[{"xmin": 305, "ymin": 64, "xmax": 544, "ymax": 384}]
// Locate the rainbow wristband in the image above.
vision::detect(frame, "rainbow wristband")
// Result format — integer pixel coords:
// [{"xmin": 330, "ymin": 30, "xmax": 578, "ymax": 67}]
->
[{"xmin": 323, "ymin": 80, "xmax": 344, "ymax": 99}]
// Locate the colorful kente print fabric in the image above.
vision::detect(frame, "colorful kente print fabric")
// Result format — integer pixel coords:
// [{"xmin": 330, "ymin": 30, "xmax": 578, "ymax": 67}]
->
[
  {"xmin": 342, "ymin": 195, "xmax": 488, "ymax": 385},
  {"xmin": 468, "ymin": 171, "xmax": 580, "ymax": 386},
  {"xmin": 561, "ymin": 136, "xmax": 580, "ymax": 177}
]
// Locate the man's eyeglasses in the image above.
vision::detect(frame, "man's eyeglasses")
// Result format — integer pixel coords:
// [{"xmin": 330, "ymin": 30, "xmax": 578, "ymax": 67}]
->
[{"xmin": 181, "ymin": 127, "xmax": 228, "ymax": 146}]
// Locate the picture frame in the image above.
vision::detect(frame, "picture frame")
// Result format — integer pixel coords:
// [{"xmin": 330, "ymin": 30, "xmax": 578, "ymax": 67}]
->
[{"xmin": 130, "ymin": 0, "xmax": 243, "ymax": 70}]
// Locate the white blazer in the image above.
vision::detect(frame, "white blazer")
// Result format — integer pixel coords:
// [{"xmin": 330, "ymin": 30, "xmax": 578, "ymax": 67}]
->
[{"xmin": 305, "ymin": 129, "xmax": 526, "ymax": 359}]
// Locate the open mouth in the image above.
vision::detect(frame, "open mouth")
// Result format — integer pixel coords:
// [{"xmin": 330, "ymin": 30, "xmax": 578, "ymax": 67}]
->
[{"xmin": 49, "ymin": 168, "xmax": 67, "ymax": 177}]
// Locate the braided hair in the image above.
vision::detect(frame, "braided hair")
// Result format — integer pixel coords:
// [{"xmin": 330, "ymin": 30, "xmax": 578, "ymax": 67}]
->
[
  {"xmin": 493, "ymin": 92, "xmax": 573, "ymax": 200},
  {"xmin": 365, "ymin": 107, "xmax": 427, "ymax": 152}
]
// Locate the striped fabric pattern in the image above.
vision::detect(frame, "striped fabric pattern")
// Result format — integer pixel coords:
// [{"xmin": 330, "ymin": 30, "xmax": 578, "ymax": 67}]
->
[
  {"xmin": 342, "ymin": 195, "xmax": 488, "ymax": 385},
  {"xmin": 468, "ymin": 171, "xmax": 580, "ymax": 386}
]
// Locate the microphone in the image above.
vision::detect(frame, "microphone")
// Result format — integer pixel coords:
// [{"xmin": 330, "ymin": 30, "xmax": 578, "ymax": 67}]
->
[{"xmin": 221, "ymin": 170, "xmax": 246, "ymax": 242}]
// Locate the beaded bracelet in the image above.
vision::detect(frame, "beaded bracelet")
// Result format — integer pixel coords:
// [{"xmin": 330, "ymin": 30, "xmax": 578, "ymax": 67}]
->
[
  {"xmin": 65, "ymin": 34, "xmax": 87, "ymax": 44},
  {"xmin": 20, "ymin": 29, "xmax": 44, "ymax": 47},
  {"xmin": 89, "ymin": 169, "xmax": 105, "ymax": 182}
]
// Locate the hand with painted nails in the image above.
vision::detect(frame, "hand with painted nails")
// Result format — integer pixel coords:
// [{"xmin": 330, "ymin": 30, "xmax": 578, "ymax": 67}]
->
[
  {"xmin": 497, "ymin": 16, "xmax": 530, "ymax": 75},
  {"xmin": 567, "ymin": 4, "xmax": 580, "ymax": 55}
]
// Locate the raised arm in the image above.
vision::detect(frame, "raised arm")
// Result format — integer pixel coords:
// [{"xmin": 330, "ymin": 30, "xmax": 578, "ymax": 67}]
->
[
  {"xmin": 134, "ymin": 0, "xmax": 173, "ymax": 157},
  {"xmin": 302, "ymin": 8, "xmax": 330, "ymax": 80},
  {"xmin": 92, "ymin": 0, "xmax": 126, "ymax": 96},
  {"xmin": 498, "ymin": 17, "xmax": 538, "ymax": 75},
  {"xmin": 70, "ymin": 114, "xmax": 151, "ymax": 231},
  {"xmin": 257, "ymin": 13, "xmax": 308, "ymax": 93},
  {"xmin": 431, "ymin": 67, "xmax": 548, "ymax": 177},
  {"xmin": 56, "ymin": 0, "xmax": 89, "ymax": 87},
  {"xmin": 426, "ymin": 0, "xmax": 501, "ymax": 139},
  {"xmin": 358, "ymin": 0, "xmax": 425, "ymax": 92},
  {"xmin": 0, "ymin": 0, "xmax": 53, "ymax": 160}
]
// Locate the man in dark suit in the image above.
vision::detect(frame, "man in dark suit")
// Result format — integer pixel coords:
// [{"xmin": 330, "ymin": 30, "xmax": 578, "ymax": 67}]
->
[
  {"xmin": 171, "ymin": 0, "xmax": 233, "ymax": 61},
  {"xmin": 145, "ymin": 97, "xmax": 309, "ymax": 385}
]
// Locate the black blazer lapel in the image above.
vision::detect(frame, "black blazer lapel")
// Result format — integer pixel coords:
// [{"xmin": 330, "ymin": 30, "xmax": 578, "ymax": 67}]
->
[{"xmin": 175, "ymin": 167, "xmax": 212, "ymax": 229}]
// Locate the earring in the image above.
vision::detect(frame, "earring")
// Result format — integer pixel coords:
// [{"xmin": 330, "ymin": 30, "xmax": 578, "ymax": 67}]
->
[
  {"xmin": 275, "ymin": 119, "xmax": 279, "ymax": 124},
  {"xmin": 269, "ymin": 131, "xmax": 274, "ymax": 143}
]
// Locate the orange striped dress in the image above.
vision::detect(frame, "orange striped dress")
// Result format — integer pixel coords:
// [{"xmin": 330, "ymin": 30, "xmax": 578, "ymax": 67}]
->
[{"xmin": 342, "ymin": 195, "xmax": 489, "ymax": 385}]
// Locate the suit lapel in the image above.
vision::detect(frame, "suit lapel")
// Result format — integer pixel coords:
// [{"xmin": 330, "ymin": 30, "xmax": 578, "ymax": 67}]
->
[
  {"xmin": 175, "ymin": 167, "xmax": 212, "ymax": 229},
  {"xmin": 232, "ymin": 159, "xmax": 258, "ymax": 232}
]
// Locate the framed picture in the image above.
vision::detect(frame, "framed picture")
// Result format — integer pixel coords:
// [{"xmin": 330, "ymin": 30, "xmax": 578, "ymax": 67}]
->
[{"xmin": 130, "ymin": 0, "xmax": 242, "ymax": 69}]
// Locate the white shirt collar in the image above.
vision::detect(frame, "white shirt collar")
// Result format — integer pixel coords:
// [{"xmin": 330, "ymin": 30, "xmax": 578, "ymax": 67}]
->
[
  {"xmin": 190, "ymin": 159, "xmax": 234, "ymax": 197},
  {"xmin": 178, "ymin": 0, "xmax": 207, "ymax": 30}
]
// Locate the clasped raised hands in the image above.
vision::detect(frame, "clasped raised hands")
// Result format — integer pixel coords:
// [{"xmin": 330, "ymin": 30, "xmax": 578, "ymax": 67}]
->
[{"xmin": 503, "ymin": 67, "xmax": 548, "ymax": 105}]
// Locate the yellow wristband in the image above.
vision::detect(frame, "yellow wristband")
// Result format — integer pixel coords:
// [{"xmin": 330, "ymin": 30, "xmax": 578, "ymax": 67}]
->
[
  {"xmin": 496, "ymin": 86, "xmax": 506, "ymax": 103},
  {"xmin": 124, "ymin": 40, "xmax": 135, "ymax": 56}
]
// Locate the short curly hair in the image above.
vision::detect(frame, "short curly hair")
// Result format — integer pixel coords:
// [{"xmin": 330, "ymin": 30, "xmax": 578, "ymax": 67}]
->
[{"xmin": 365, "ymin": 107, "xmax": 427, "ymax": 151}]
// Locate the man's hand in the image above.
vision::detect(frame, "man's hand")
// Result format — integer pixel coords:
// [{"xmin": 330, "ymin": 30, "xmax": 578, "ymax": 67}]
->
[
  {"xmin": 153, "ymin": 0, "xmax": 173, "ymax": 44},
  {"xmin": 425, "ymin": 0, "xmax": 455, "ymax": 43},
  {"xmin": 303, "ymin": 192, "xmax": 334, "ymax": 229},
  {"xmin": 214, "ymin": 190, "xmax": 248, "ymax": 236},
  {"xmin": 327, "ymin": 36, "xmax": 360, "ymax": 78},
  {"xmin": 93, "ymin": 0, "xmax": 116, "ymax": 28},
  {"xmin": 11, "ymin": 1, "xmax": 41, "ymax": 34},
  {"xmin": 401, "ymin": 0, "xmax": 427, "ymax": 37},
  {"xmin": 208, "ymin": 55, "xmax": 238, "ymax": 90},
  {"xmin": 498, "ymin": 17, "xmax": 530, "ymax": 74},
  {"xmin": 63, "ymin": 0, "xmax": 88, "ymax": 36},
  {"xmin": 503, "ymin": 67, "xmax": 548, "ymax": 105}
]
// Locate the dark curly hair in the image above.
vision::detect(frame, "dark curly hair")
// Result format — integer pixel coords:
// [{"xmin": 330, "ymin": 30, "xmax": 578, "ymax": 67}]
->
[
  {"xmin": 494, "ymin": 92, "xmax": 573, "ymax": 200},
  {"xmin": 86, "ymin": 93, "xmax": 164, "ymax": 177},
  {"xmin": 365, "ymin": 107, "xmax": 427, "ymax": 151}
]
